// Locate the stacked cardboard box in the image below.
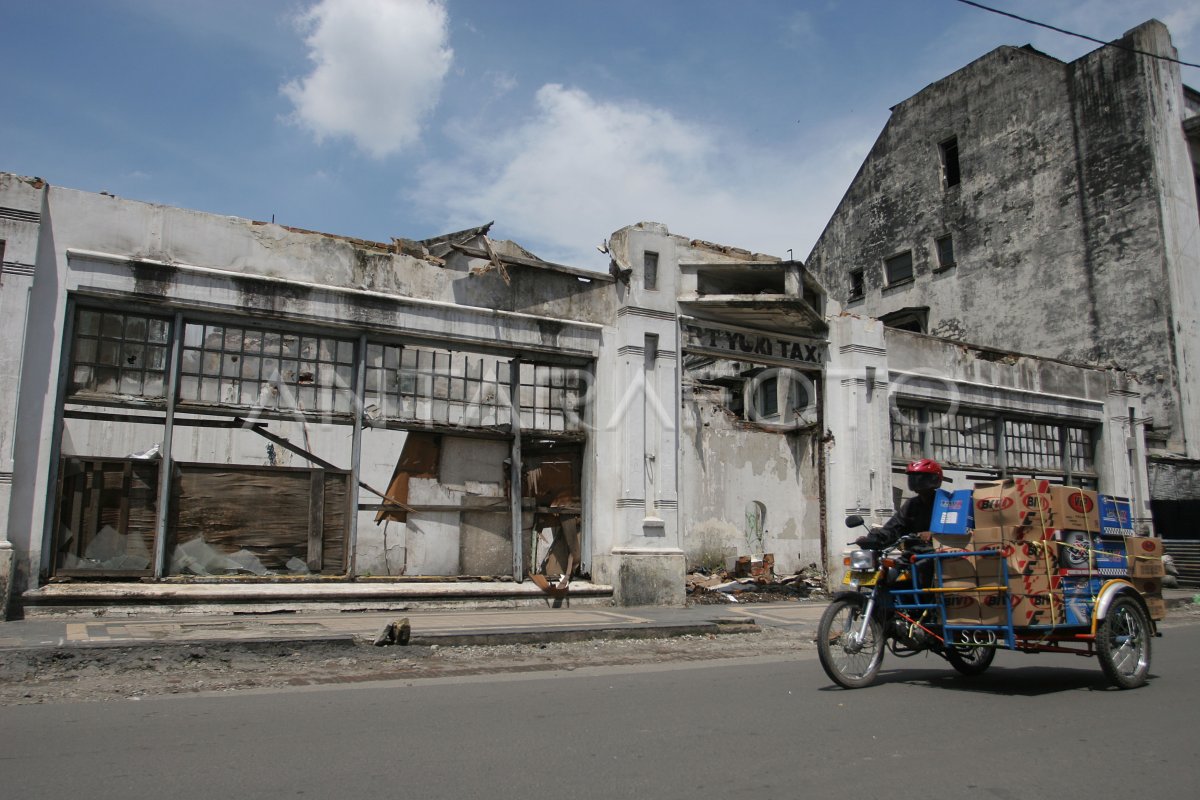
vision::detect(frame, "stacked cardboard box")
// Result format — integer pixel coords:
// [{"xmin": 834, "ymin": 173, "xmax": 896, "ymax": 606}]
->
[{"xmin": 927, "ymin": 480, "xmax": 1166, "ymax": 628}]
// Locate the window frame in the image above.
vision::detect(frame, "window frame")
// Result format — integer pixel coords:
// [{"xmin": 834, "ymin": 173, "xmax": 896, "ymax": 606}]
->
[
  {"xmin": 849, "ymin": 268, "xmax": 865, "ymax": 300},
  {"xmin": 643, "ymin": 250, "xmax": 659, "ymax": 291},
  {"xmin": 935, "ymin": 233, "xmax": 956, "ymax": 271},
  {"xmin": 883, "ymin": 250, "xmax": 915, "ymax": 287},
  {"xmin": 939, "ymin": 136, "xmax": 961, "ymax": 189}
]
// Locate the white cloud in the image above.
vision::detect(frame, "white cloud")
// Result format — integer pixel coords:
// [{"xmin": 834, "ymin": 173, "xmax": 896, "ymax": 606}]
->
[
  {"xmin": 283, "ymin": 0, "xmax": 453, "ymax": 158},
  {"xmin": 415, "ymin": 84, "xmax": 869, "ymax": 269}
]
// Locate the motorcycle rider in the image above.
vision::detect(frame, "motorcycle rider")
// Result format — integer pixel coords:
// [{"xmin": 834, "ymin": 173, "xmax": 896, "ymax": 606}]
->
[{"xmin": 855, "ymin": 458, "xmax": 944, "ymax": 550}]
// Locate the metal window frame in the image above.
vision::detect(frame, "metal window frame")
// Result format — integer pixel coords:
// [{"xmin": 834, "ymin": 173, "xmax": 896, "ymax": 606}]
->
[{"xmin": 890, "ymin": 401, "xmax": 1097, "ymax": 481}]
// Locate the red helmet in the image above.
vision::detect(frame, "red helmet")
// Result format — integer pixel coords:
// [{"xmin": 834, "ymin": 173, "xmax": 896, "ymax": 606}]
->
[{"xmin": 906, "ymin": 458, "xmax": 943, "ymax": 492}]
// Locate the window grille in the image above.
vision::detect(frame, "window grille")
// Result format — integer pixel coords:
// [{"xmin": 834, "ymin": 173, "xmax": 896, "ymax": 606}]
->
[
  {"xmin": 70, "ymin": 308, "xmax": 172, "ymax": 399},
  {"xmin": 178, "ymin": 323, "xmax": 355, "ymax": 414},
  {"xmin": 891, "ymin": 401, "xmax": 1096, "ymax": 479}
]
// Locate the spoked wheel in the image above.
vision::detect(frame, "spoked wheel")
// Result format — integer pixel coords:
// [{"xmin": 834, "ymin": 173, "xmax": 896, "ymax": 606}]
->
[
  {"xmin": 945, "ymin": 643, "xmax": 997, "ymax": 676},
  {"xmin": 1097, "ymin": 595, "xmax": 1152, "ymax": 689},
  {"xmin": 817, "ymin": 597, "xmax": 885, "ymax": 689}
]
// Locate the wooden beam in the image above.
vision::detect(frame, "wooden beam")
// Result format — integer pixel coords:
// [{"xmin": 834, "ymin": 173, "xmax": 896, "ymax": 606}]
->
[{"xmin": 308, "ymin": 469, "xmax": 325, "ymax": 572}]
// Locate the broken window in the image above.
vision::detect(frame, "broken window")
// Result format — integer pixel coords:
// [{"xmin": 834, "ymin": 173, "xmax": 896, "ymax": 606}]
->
[
  {"xmin": 54, "ymin": 458, "xmax": 159, "ymax": 574},
  {"xmin": 519, "ymin": 362, "xmax": 587, "ymax": 432},
  {"xmin": 891, "ymin": 402, "xmax": 1097, "ymax": 483},
  {"xmin": 178, "ymin": 322, "xmax": 355, "ymax": 414},
  {"xmin": 939, "ymin": 136, "xmax": 961, "ymax": 188},
  {"xmin": 935, "ymin": 234, "xmax": 956, "ymax": 270},
  {"xmin": 849, "ymin": 269, "xmax": 865, "ymax": 299},
  {"xmin": 884, "ymin": 251, "xmax": 914, "ymax": 286},
  {"xmin": 69, "ymin": 308, "xmax": 172, "ymax": 399},
  {"xmin": 644, "ymin": 250, "xmax": 659, "ymax": 291},
  {"xmin": 365, "ymin": 344, "xmax": 512, "ymax": 427}
]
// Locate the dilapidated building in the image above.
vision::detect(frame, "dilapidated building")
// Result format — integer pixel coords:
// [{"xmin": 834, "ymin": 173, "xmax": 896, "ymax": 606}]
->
[
  {"xmin": 805, "ymin": 19, "xmax": 1200, "ymax": 541},
  {"xmin": 0, "ymin": 174, "xmax": 1151, "ymax": 615}
]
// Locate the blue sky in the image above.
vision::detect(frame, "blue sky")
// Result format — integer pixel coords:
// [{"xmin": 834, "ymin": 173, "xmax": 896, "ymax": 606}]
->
[{"xmin": 3, "ymin": 0, "xmax": 1197, "ymax": 270}]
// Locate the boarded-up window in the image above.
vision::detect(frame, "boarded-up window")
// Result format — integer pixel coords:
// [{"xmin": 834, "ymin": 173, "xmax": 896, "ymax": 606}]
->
[
  {"xmin": 166, "ymin": 464, "xmax": 347, "ymax": 576},
  {"xmin": 54, "ymin": 458, "xmax": 158, "ymax": 574}
]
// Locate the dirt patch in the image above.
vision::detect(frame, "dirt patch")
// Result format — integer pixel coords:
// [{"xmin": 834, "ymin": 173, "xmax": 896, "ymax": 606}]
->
[{"xmin": 0, "ymin": 627, "xmax": 816, "ymax": 705}]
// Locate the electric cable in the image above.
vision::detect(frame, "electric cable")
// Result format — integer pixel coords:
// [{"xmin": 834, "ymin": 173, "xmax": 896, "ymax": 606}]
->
[{"xmin": 953, "ymin": 0, "xmax": 1200, "ymax": 69}]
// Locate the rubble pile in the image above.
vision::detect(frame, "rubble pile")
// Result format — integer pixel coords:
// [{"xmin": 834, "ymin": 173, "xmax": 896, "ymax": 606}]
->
[{"xmin": 686, "ymin": 560, "xmax": 827, "ymax": 604}]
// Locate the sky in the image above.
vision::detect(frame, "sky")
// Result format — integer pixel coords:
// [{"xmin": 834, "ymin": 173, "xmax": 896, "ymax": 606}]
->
[{"xmin": 2, "ymin": 0, "xmax": 1198, "ymax": 271}]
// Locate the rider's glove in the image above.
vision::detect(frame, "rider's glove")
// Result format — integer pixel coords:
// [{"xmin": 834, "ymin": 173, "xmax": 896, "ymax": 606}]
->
[{"xmin": 855, "ymin": 535, "xmax": 873, "ymax": 549}]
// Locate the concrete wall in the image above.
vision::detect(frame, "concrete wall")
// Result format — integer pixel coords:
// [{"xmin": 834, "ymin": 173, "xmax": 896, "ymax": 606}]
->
[{"xmin": 807, "ymin": 20, "xmax": 1200, "ymax": 459}]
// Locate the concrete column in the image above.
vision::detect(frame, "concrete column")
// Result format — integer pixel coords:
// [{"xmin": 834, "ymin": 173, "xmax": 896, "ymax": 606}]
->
[
  {"xmin": 823, "ymin": 315, "xmax": 893, "ymax": 579},
  {"xmin": 0, "ymin": 175, "xmax": 46, "ymax": 617}
]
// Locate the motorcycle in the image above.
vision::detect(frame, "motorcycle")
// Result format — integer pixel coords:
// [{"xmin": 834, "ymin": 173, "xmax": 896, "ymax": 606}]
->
[{"xmin": 816, "ymin": 515, "xmax": 996, "ymax": 689}]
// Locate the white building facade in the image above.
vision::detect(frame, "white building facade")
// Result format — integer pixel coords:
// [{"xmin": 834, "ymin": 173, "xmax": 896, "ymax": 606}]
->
[{"xmin": 0, "ymin": 177, "xmax": 1151, "ymax": 615}]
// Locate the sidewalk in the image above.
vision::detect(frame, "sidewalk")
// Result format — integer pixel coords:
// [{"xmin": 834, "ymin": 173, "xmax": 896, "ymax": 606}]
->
[
  {"xmin": 0, "ymin": 590, "xmax": 1193, "ymax": 652},
  {"xmin": 0, "ymin": 601, "xmax": 829, "ymax": 651}
]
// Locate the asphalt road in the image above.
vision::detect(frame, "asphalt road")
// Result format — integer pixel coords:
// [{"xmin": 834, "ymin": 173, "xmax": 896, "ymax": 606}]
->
[{"xmin": 3, "ymin": 622, "xmax": 1198, "ymax": 800}]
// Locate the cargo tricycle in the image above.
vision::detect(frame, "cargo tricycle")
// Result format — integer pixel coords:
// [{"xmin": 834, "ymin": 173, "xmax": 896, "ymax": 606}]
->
[{"xmin": 817, "ymin": 514, "xmax": 1161, "ymax": 690}]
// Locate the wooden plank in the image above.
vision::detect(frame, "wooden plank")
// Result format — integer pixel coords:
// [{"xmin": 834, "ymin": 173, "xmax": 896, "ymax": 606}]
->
[
  {"xmin": 85, "ymin": 466, "xmax": 100, "ymax": 551},
  {"xmin": 308, "ymin": 469, "xmax": 325, "ymax": 572},
  {"xmin": 68, "ymin": 464, "xmax": 84, "ymax": 557},
  {"xmin": 118, "ymin": 461, "xmax": 132, "ymax": 536}
]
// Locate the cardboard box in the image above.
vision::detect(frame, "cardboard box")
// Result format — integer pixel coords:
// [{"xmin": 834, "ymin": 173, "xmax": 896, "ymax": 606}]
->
[
  {"xmin": 1126, "ymin": 536, "xmax": 1165, "ymax": 578},
  {"xmin": 1143, "ymin": 596, "xmax": 1166, "ymax": 621},
  {"xmin": 1010, "ymin": 591, "xmax": 1063, "ymax": 627},
  {"xmin": 1045, "ymin": 486, "xmax": 1100, "ymax": 532},
  {"xmin": 978, "ymin": 592, "xmax": 1014, "ymax": 626},
  {"xmin": 930, "ymin": 489, "xmax": 975, "ymax": 534},
  {"xmin": 1055, "ymin": 531, "xmax": 1128, "ymax": 576},
  {"xmin": 1062, "ymin": 592, "xmax": 1094, "ymax": 626},
  {"xmin": 1003, "ymin": 539, "xmax": 1056, "ymax": 577},
  {"xmin": 1098, "ymin": 495, "xmax": 1134, "ymax": 537},
  {"xmin": 973, "ymin": 480, "xmax": 1050, "ymax": 529},
  {"xmin": 1130, "ymin": 576, "xmax": 1162, "ymax": 597},
  {"xmin": 941, "ymin": 593, "xmax": 981, "ymax": 625}
]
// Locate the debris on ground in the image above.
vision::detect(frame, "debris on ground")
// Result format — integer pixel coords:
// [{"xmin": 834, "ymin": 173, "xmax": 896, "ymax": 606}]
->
[{"xmin": 686, "ymin": 561, "xmax": 827, "ymax": 605}]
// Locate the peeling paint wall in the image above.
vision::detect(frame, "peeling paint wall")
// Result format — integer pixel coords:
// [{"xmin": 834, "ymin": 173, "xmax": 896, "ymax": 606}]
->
[
  {"xmin": 807, "ymin": 20, "xmax": 1200, "ymax": 459},
  {"xmin": 679, "ymin": 398, "xmax": 822, "ymax": 574}
]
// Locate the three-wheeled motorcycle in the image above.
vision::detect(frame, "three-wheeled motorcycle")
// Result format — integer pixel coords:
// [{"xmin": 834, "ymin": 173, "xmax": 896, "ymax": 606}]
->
[{"xmin": 817, "ymin": 516, "xmax": 1157, "ymax": 689}]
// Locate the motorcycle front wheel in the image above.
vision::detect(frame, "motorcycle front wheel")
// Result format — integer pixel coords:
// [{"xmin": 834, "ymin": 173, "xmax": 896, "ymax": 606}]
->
[{"xmin": 817, "ymin": 596, "xmax": 885, "ymax": 689}]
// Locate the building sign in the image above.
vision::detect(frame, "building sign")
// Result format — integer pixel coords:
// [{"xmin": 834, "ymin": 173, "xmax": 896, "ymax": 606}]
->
[{"xmin": 680, "ymin": 319, "xmax": 827, "ymax": 369}]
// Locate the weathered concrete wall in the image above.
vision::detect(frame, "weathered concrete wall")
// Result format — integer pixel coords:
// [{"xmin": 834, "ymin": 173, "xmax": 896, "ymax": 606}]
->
[
  {"xmin": 807, "ymin": 20, "xmax": 1199, "ymax": 459},
  {"xmin": 679, "ymin": 400, "xmax": 823, "ymax": 575}
]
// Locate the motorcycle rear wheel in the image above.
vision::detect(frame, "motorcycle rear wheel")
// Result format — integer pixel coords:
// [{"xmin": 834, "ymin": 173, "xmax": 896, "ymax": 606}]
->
[
  {"xmin": 817, "ymin": 597, "xmax": 885, "ymax": 689},
  {"xmin": 1096, "ymin": 595, "xmax": 1151, "ymax": 689},
  {"xmin": 945, "ymin": 643, "xmax": 996, "ymax": 676}
]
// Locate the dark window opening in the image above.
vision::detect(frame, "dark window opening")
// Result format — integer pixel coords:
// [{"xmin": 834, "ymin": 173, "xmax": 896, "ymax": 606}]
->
[
  {"xmin": 758, "ymin": 375, "xmax": 779, "ymax": 418},
  {"xmin": 935, "ymin": 234, "xmax": 956, "ymax": 270},
  {"xmin": 879, "ymin": 307, "xmax": 928, "ymax": 333},
  {"xmin": 643, "ymin": 251, "xmax": 659, "ymax": 291},
  {"xmin": 940, "ymin": 137, "xmax": 961, "ymax": 188},
  {"xmin": 884, "ymin": 251, "xmax": 914, "ymax": 286},
  {"xmin": 849, "ymin": 269, "xmax": 865, "ymax": 299}
]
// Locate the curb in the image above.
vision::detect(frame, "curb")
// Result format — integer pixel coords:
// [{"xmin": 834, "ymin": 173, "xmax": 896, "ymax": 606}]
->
[
  {"xmin": 402, "ymin": 619, "xmax": 761, "ymax": 648},
  {"xmin": 0, "ymin": 620, "xmax": 761, "ymax": 654}
]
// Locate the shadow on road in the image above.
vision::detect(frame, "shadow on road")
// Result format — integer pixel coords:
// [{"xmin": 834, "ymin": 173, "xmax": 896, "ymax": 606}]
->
[{"xmin": 819, "ymin": 666, "xmax": 1159, "ymax": 696}]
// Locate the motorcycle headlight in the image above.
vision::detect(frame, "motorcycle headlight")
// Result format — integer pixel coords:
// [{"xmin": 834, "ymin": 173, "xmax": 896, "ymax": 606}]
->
[{"xmin": 848, "ymin": 549, "xmax": 877, "ymax": 571}]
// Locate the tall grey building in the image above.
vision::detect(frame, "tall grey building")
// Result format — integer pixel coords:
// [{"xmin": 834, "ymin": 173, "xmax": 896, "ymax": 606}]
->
[{"xmin": 806, "ymin": 20, "xmax": 1200, "ymax": 536}]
